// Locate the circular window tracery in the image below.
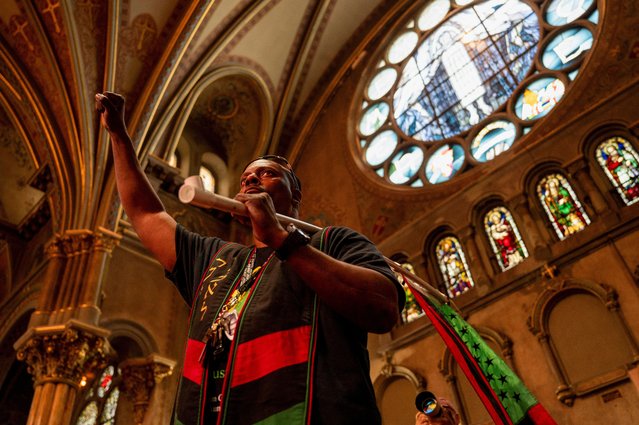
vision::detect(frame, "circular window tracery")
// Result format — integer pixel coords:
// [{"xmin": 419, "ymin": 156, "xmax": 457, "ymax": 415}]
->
[{"xmin": 355, "ymin": 0, "xmax": 599, "ymax": 187}]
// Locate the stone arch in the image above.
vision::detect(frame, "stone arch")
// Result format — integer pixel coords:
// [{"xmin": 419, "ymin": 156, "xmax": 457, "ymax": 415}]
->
[{"xmin": 527, "ymin": 278, "xmax": 639, "ymax": 405}]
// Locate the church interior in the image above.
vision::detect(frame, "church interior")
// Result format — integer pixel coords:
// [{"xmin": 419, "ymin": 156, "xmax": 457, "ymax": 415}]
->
[{"xmin": 1, "ymin": 0, "xmax": 638, "ymax": 424}]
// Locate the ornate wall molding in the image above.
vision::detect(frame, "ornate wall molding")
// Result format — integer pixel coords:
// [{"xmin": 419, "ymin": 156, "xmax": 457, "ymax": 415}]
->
[{"xmin": 119, "ymin": 354, "xmax": 175, "ymax": 425}]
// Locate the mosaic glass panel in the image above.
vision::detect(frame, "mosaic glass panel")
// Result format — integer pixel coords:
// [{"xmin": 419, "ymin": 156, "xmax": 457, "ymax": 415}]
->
[
  {"xmin": 394, "ymin": 0, "xmax": 539, "ymax": 139},
  {"xmin": 389, "ymin": 146, "xmax": 424, "ymax": 184},
  {"xmin": 595, "ymin": 137, "xmax": 639, "ymax": 205},
  {"xmin": 418, "ymin": 0, "xmax": 450, "ymax": 31},
  {"xmin": 366, "ymin": 130, "xmax": 398, "ymax": 166},
  {"xmin": 435, "ymin": 236, "xmax": 475, "ymax": 298},
  {"xmin": 100, "ymin": 388, "xmax": 120, "ymax": 425},
  {"xmin": 367, "ymin": 68, "xmax": 397, "ymax": 100},
  {"xmin": 393, "ymin": 262, "xmax": 424, "ymax": 324},
  {"xmin": 514, "ymin": 77, "xmax": 565, "ymax": 120},
  {"xmin": 199, "ymin": 166, "xmax": 215, "ymax": 193},
  {"xmin": 97, "ymin": 366, "xmax": 114, "ymax": 398},
  {"xmin": 359, "ymin": 102, "xmax": 390, "ymax": 136},
  {"xmin": 545, "ymin": 0, "xmax": 594, "ymax": 26},
  {"xmin": 470, "ymin": 120, "xmax": 517, "ymax": 162},
  {"xmin": 542, "ymin": 27, "xmax": 593, "ymax": 70},
  {"xmin": 484, "ymin": 206, "xmax": 528, "ymax": 271},
  {"xmin": 425, "ymin": 144, "xmax": 465, "ymax": 184},
  {"xmin": 388, "ymin": 31, "xmax": 419, "ymax": 64},
  {"xmin": 355, "ymin": 0, "xmax": 599, "ymax": 187},
  {"xmin": 537, "ymin": 173, "xmax": 590, "ymax": 239},
  {"xmin": 77, "ymin": 402, "xmax": 98, "ymax": 425}
]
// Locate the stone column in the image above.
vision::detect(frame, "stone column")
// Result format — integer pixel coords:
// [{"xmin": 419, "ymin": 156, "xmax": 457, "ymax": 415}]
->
[
  {"xmin": 16, "ymin": 228, "xmax": 121, "ymax": 425},
  {"xmin": 509, "ymin": 195, "xmax": 550, "ymax": 260},
  {"xmin": 14, "ymin": 322, "xmax": 112, "ymax": 425},
  {"xmin": 566, "ymin": 158, "xmax": 609, "ymax": 216},
  {"xmin": 119, "ymin": 355, "xmax": 175, "ymax": 425}
]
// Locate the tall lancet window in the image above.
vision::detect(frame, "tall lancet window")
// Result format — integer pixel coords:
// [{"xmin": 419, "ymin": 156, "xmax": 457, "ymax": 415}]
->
[
  {"xmin": 392, "ymin": 261, "xmax": 424, "ymax": 324},
  {"xmin": 595, "ymin": 137, "xmax": 639, "ymax": 205},
  {"xmin": 199, "ymin": 166, "xmax": 216, "ymax": 193},
  {"xmin": 75, "ymin": 365, "xmax": 120, "ymax": 425},
  {"xmin": 537, "ymin": 173, "xmax": 590, "ymax": 239},
  {"xmin": 435, "ymin": 236, "xmax": 474, "ymax": 298},
  {"xmin": 484, "ymin": 206, "xmax": 528, "ymax": 271}
]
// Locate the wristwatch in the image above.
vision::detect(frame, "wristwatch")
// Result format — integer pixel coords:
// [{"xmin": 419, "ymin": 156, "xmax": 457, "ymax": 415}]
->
[{"xmin": 275, "ymin": 223, "xmax": 311, "ymax": 261}]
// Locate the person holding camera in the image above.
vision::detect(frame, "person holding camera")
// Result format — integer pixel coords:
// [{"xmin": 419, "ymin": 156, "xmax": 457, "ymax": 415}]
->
[{"xmin": 415, "ymin": 392, "xmax": 461, "ymax": 425}]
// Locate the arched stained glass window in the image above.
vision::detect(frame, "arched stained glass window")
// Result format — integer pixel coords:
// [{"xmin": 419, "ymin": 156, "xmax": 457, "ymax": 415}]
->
[
  {"xmin": 356, "ymin": 0, "xmax": 599, "ymax": 187},
  {"xmin": 537, "ymin": 174, "xmax": 590, "ymax": 239},
  {"xmin": 483, "ymin": 207, "xmax": 528, "ymax": 271},
  {"xmin": 595, "ymin": 137, "xmax": 639, "ymax": 205},
  {"xmin": 168, "ymin": 151, "xmax": 180, "ymax": 168},
  {"xmin": 392, "ymin": 261, "xmax": 424, "ymax": 324},
  {"xmin": 199, "ymin": 166, "xmax": 215, "ymax": 193},
  {"xmin": 75, "ymin": 365, "xmax": 121, "ymax": 425},
  {"xmin": 435, "ymin": 236, "xmax": 474, "ymax": 298}
]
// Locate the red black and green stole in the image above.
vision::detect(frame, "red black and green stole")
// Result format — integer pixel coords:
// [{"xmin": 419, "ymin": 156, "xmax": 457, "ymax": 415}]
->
[{"xmin": 175, "ymin": 228, "xmax": 333, "ymax": 425}]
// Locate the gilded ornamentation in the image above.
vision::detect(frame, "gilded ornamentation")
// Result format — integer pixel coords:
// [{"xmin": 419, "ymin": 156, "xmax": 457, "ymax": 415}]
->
[
  {"xmin": 120, "ymin": 355, "xmax": 175, "ymax": 425},
  {"xmin": 16, "ymin": 326, "xmax": 111, "ymax": 387},
  {"xmin": 45, "ymin": 229, "xmax": 121, "ymax": 257}
]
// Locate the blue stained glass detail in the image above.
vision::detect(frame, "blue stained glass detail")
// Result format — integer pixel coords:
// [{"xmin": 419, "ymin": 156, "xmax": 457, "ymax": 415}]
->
[
  {"xmin": 542, "ymin": 27, "xmax": 593, "ymax": 70},
  {"xmin": 426, "ymin": 144, "xmax": 465, "ymax": 183},
  {"xmin": 509, "ymin": 46, "xmax": 537, "ymax": 81},
  {"xmin": 389, "ymin": 146, "xmax": 424, "ymax": 184},
  {"xmin": 588, "ymin": 9, "xmax": 599, "ymax": 24},
  {"xmin": 568, "ymin": 69, "xmax": 579, "ymax": 80},
  {"xmin": 515, "ymin": 77, "xmax": 565, "ymax": 120},
  {"xmin": 366, "ymin": 130, "xmax": 398, "ymax": 166},
  {"xmin": 393, "ymin": 0, "xmax": 540, "ymax": 141},
  {"xmin": 359, "ymin": 102, "xmax": 390, "ymax": 136},
  {"xmin": 471, "ymin": 120, "xmax": 517, "ymax": 162},
  {"xmin": 397, "ymin": 95, "xmax": 435, "ymax": 137},
  {"xmin": 545, "ymin": 0, "xmax": 594, "ymax": 26}
]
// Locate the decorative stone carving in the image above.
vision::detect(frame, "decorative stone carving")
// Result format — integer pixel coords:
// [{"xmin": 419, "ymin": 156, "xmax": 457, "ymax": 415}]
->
[
  {"xmin": 119, "ymin": 354, "xmax": 176, "ymax": 425},
  {"xmin": 15, "ymin": 321, "xmax": 111, "ymax": 387}
]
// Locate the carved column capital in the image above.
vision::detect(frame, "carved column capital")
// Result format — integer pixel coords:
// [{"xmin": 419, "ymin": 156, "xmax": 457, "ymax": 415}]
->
[
  {"xmin": 94, "ymin": 226, "xmax": 122, "ymax": 254},
  {"xmin": 120, "ymin": 354, "xmax": 175, "ymax": 425},
  {"xmin": 15, "ymin": 320, "xmax": 111, "ymax": 387}
]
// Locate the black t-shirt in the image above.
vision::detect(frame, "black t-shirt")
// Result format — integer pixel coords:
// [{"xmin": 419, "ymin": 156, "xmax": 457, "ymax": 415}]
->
[{"xmin": 167, "ymin": 224, "xmax": 404, "ymax": 424}]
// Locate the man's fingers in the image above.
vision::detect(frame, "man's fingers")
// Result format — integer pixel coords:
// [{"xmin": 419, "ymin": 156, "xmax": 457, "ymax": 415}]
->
[
  {"xmin": 95, "ymin": 92, "xmax": 125, "ymax": 113},
  {"xmin": 95, "ymin": 93, "xmax": 114, "ymax": 113}
]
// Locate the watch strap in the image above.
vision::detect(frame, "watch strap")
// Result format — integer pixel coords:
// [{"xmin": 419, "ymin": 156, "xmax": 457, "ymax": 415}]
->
[{"xmin": 275, "ymin": 224, "xmax": 311, "ymax": 260}]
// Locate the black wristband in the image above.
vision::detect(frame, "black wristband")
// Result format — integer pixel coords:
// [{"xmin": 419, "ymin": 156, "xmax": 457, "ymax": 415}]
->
[{"xmin": 275, "ymin": 224, "xmax": 311, "ymax": 261}]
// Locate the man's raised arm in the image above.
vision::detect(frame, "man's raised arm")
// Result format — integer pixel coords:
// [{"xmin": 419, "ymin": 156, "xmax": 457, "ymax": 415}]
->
[{"xmin": 96, "ymin": 92, "xmax": 177, "ymax": 271}]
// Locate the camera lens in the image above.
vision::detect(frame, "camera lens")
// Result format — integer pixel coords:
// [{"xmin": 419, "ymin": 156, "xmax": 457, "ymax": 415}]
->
[
  {"xmin": 421, "ymin": 398, "xmax": 438, "ymax": 415},
  {"xmin": 415, "ymin": 391, "xmax": 442, "ymax": 417}
]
